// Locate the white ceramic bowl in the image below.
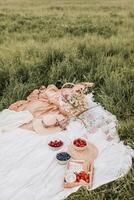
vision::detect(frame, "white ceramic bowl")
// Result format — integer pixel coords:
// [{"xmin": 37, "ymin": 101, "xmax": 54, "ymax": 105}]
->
[
  {"xmin": 56, "ymin": 159, "xmax": 69, "ymax": 165},
  {"xmin": 65, "ymin": 172, "xmax": 76, "ymax": 182},
  {"xmin": 48, "ymin": 139, "xmax": 64, "ymax": 151},
  {"xmin": 56, "ymin": 152, "xmax": 71, "ymax": 165},
  {"xmin": 72, "ymin": 137, "xmax": 88, "ymax": 151},
  {"xmin": 49, "ymin": 145, "xmax": 63, "ymax": 151}
]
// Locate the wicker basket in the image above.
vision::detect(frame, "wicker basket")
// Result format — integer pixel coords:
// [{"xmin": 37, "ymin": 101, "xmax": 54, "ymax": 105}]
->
[{"xmin": 60, "ymin": 83, "xmax": 89, "ymax": 118}]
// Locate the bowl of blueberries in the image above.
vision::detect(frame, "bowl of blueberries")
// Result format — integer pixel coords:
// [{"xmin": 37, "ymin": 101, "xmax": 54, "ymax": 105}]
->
[{"xmin": 56, "ymin": 152, "xmax": 71, "ymax": 165}]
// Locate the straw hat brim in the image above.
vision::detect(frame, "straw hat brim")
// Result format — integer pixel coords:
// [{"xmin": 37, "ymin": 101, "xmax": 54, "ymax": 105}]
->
[
  {"xmin": 32, "ymin": 118, "xmax": 62, "ymax": 135},
  {"xmin": 68, "ymin": 142, "xmax": 98, "ymax": 161}
]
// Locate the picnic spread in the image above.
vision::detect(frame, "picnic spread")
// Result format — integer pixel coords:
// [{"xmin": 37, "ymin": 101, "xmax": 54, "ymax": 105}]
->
[{"xmin": 0, "ymin": 82, "xmax": 133, "ymax": 200}]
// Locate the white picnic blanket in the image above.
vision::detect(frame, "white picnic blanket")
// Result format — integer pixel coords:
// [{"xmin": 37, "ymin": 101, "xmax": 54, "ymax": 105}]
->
[{"xmin": 0, "ymin": 94, "xmax": 133, "ymax": 200}]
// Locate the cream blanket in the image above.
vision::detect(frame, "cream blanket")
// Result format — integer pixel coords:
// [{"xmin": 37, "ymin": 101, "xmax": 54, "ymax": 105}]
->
[{"xmin": 0, "ymin": 94, "xmax": 133, "ymax": 200}]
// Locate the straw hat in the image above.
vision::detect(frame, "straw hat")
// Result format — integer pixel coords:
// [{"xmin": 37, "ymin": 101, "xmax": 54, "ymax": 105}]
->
[
  {"xmin": 32, "ymin": 118, "xmax": 62, "ymax": 135},
  {"xmin": 32, "ymin": 113, "xmax": 65, "ymax": 135},
  {"xmin": 68, "ymin": 142, "xmax": 98, "ymax": 162}
]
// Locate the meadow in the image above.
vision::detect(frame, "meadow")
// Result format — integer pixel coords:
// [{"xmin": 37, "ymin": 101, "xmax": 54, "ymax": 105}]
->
[{"xmin": 0, "ymin": 0, "xmax": 134, "ymax": 199}]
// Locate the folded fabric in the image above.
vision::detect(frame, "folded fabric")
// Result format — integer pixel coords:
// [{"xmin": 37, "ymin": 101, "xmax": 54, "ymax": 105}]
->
[{"xmin": 0, "ymin": 109, "xmax": 33, "ymax": 133}]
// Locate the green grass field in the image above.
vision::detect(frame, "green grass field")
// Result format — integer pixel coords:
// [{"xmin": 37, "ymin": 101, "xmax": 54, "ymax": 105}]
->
[{"xmin": 0, "ymin": 0, "xmax": 134, "ymax": 199}]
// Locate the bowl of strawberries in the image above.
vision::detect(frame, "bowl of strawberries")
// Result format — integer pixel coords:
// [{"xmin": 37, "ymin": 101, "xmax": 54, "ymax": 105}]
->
[
  {"xmin": 73, "ymin": 137, "xmax": 88, "ymax": 151},
  {"xmin": 75, "ymin": 171, "xmax": 90, "ymax": 183},
  {"xmin": 48, "ymin": 139, "xmax": 64, "ymax": 151}
]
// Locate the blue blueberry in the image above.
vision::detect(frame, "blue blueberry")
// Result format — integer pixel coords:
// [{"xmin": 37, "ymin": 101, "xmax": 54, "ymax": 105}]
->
[{"xmin": 56, "ymin": 152, "xmax": 71, "ymax": 161}]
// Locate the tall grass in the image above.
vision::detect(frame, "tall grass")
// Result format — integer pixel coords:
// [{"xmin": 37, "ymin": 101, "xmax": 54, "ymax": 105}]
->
[{"xmin": 0, "ymin": 0, "xmax": 134, "ymax": 199}]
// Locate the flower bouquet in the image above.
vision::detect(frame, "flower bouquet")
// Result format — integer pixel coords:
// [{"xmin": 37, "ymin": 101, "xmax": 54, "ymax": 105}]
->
[{"xmin": 60, "ymin": 82, "xmax": 94, "ymax": 118}]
